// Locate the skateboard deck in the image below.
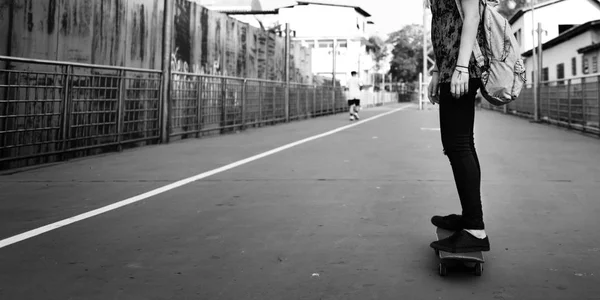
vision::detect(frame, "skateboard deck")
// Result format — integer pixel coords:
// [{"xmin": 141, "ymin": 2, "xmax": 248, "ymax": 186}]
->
[{"xmin": 434, "ymin": 227, "xmax": 485, "ymax": 276}]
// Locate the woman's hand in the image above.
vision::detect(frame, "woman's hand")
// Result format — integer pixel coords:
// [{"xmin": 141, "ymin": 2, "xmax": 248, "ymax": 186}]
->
[
  {"xmin": 450, "ymin": 67, "xmax": 469, "ymax": 98},
  {"xmin": 428, "ymin": 72, "xmax": 440, "ymax": 105}
]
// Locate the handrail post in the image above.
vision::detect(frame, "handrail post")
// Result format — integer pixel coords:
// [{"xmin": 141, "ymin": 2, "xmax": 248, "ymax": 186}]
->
[
  {"xmin": 258, "ymin": 81, "xmax": 263, "ymax": 126},
  {"xmin": 320, "ymin": 87, "xmax": 323, "ymax": 114},
  {"xmin": 557, "ymin": 83, "xmax": 560, "ymax": 125},
  {"xmin": 284, "ymin": 23, "xmax": 290, "ymax": 123},
  {"xmin": 61, "ymin": 65, "xmax": 72, "ymax": 156},
  {"xmin": 116, "ymin": 69, "xmax": 126, "ymax": 151},
  {"xmin": 296, "ymin": 85, "xmax": 300, "ymax": 120},
  {"xmin": 196, "ymin": 76, "xmax": 203, "ymax": 138},
  {"xmin": 567, "ymin": 79, "xmax": 572, "ymax": 129},
  {"xmin": 241, "ymin": 79, "xmax": 247, "ymax": 130},
  {"xmin": 221, "ymin": 77, "xmax": 226, "ymax": 133},
  {"xmin": 582, "ymin": 77, "xmax": 587, "ymax": 133},
  {"xmin": 312, "ymin": 85, "xmax": 316, "ymax": 118},
  {"xmin": 160, "ymin": 0, "xmax": 173, "ymax": 144},
  {"xmin": 272, "ymin": 85, "xmax": 276, "ymax": 123},
  {"xmin": 597, "ymin": 75, "xmax": 600, "ymax": 137}
]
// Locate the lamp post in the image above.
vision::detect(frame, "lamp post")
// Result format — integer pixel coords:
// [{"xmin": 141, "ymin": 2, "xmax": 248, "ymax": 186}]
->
[
  {"xmin": 422, "ymin": 0, "xmax": 430, "ymax": 110},
  {"xmin": 527, "ymin": 0, "xmax": 540, "ymax": 122}
]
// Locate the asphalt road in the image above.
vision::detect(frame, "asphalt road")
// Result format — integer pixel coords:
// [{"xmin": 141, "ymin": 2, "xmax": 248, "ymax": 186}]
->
[{"xmin": 1, "ymin": 103, "xmax": 599, "ymax": 300}]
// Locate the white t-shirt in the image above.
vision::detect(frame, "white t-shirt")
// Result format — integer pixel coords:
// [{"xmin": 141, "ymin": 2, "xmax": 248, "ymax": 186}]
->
[{"xmin": 347, "ymin": 76, "xmax": 362, "ymax": 100}]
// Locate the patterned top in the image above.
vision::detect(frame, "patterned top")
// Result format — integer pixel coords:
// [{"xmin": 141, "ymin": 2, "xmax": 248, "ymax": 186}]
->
[{"xmin": 430, "ymin": 0, "xmax": 487, "ymax": 83}]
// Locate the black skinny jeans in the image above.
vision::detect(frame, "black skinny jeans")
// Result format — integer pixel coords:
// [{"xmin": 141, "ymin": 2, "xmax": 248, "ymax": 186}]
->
[{"xmin": 439, "ymin": 79, "xmax": 484, "ymax": 230}]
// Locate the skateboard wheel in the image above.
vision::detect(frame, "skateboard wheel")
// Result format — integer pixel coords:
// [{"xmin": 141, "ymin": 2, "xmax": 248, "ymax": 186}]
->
[
  {"xmin": 439, "ymin": 263, "xmax": 447, "ymax": 276},
  {"xmin": 474, "ymin": 263, "xmax": 483, "ymax": 276}
]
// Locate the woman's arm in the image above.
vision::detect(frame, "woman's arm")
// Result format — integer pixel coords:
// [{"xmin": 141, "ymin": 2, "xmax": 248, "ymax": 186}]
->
[
  {"xmin": 451, "ymin": 0, "xmax": 481, "ymax": 98},
  {"xmin": 456, "ymin": 0, "xmax": 481, "ymax": 68}
]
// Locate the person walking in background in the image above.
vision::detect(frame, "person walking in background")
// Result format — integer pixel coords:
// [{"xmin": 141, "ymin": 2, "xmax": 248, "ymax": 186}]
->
[
  {"xmin": 427, "ymin": 0, "xmax": 491, "ymax": 253},
  {"xmin": 346, "ymin": 71, "xmax": 362, "ymax": 121}
]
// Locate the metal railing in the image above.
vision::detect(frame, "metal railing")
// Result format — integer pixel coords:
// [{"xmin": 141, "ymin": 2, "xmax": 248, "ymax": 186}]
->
[
  {"xmin": 168, "ymin": 73, "xmax": 351, "ymax": 139},
  {"xmin": 0, "ymin": 56, "xmax": 402, "ymax": 170},
  {"xmin": 481, "ymin": 74, "xmax": 600, "ymax": 136},
  {"xmin": 0, "ymin": 56, "xmax": 163, "ymax": 169}
]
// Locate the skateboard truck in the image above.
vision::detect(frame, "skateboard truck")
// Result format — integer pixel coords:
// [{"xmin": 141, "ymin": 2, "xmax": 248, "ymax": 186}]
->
[{"xmin": 434, "ymin": 227, "xmax": 485, "ymax": 277}]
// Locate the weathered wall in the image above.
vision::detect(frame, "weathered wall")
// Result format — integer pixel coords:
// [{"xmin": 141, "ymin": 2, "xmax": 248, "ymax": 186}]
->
[
  {"xmin": 170, "ymin": 0, "xmax": 310, "ymax": 81},
  {"xmin": 0, "ymin": 0, "xmax": 312, "ymax": 81},
  {"xmin": 0, "ymin": 0, "xmax": 164, "ymax": 69}
]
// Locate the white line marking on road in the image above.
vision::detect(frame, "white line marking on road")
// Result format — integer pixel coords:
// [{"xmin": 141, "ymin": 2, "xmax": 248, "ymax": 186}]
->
[
  {"xmin": 420, "ymin": 127, "xmax": 440, "ymax": 131},
  {"xmin": 0, "ymin": 104, "xmax": 411, "ymax": 249}
]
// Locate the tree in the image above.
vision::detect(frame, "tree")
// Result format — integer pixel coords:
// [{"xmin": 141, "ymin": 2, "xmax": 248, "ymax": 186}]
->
[
  {"xmin": 365, "ymin": 35, "xmax": 388, "ymax": 72},
  {"xmin": 387, "ymin": 24, "xmax": 432, "ymax": 83}
]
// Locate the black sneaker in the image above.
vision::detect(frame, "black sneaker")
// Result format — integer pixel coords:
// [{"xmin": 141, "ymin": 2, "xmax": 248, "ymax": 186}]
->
[
  {"xmin": 430, "ymin": 230, "xmax": 490, "ymax": 253},
  {"xmin": 431, "ymin": 214, "xmax": 463, "ymax": 231}
]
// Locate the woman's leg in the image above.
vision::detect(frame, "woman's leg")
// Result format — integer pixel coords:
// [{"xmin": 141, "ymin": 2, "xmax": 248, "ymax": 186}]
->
[{"xmin": 438, "ymin": 79, "xmax": 484, "ymax": 230}]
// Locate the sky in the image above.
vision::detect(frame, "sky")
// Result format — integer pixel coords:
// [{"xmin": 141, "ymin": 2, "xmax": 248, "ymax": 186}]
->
[{"xmin": 358, "ymin": 0, "xmax": 426, "ymax": 36}]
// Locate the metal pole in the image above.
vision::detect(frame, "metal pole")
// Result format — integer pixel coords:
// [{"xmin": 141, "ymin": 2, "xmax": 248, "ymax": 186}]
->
[
  {"xmin": 382, "ymin": 72, "xmax": 386, "ymax": 106},
  {"xmin": 531, "ymin": 0, "xmax": 539, "ymax": 121},
  {"xmin": 582, "ymin": 77, "xmax": 587, "ymax": 133},
  {"xmin": 258, "ymin": 81, "xmax": 263, "ymax": 125},
  {"xmin": 537, "ymin": 22, "xmax": 543, "ymax": 121},
  {"xmin": 296, "ymin": 85, "xmax": 300, "ymax": 119},
  {"xmin": 423, "ymin": 1, "xmax": 429, "ymax": 100},
  {"xmin": 567, "ymin": 78, "xmax": 572, "ymax": 129},
  {"xmin": 160, "ymin": 0, "xmax": 173, "ymax": 143},
  {"xmin": 196, "ymin": 77, "xmax": 203, "ymax": 138},
  {"xmin": 272, "ymin": 85, "xmax": 276, "ymax": 123},
  {"xmin": 241, "ymin": 79, "xmax": 247, "ymax": 130},
  {"xmin": 60, "ymin": 65, "xmax": 72, "ymax": 153},
  {"xmin": 597, "ymin": 75, "xmax": 600, "ymax": 137},
  {"xmin": 264, "ymin": 34, "xmax": 269, "ymax": 80},
  {"xmin": 419, "ymin": 73, "xmax": 423, "ymax": 110},
  {"xmin": 332, "ymin": 39, "xmax": 337, "ymax": 114},
  {"xmin": 221, "ymin": 78, "xmax": 226, "ymax": 132},
  {"xmin": 116, "ymin": 70, "xmax": 126, "ymax": 151},
  {"xmin": 312, "ymin": 84, "xmax": 316, "ymax": 117},
  {"xmin": 284, "ymin": 23, "xmax": 290, "ymax": 122}
]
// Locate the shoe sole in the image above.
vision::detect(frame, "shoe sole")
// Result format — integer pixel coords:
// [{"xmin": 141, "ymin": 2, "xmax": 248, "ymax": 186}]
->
[
  {"xmin": 431, "ymin": 221, "xmax": 462, "ymax": 231},
  {"xmin": 431, "ymin": 216, "xmax": 463, "ymax": 231},
  {"xmin": 430, "ymin": 243, "xmax": 490, "ymax": 253}
]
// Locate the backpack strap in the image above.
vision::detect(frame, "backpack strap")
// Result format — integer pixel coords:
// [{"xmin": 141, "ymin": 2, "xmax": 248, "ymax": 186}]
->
[{"xmin": 453, "ymin": 0, "xmax": 486, "ymax": 68}]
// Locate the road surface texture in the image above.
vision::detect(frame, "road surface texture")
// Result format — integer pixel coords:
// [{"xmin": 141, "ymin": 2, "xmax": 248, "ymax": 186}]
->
[{"xmin": 1, "ymin": 103, "xmax": 599, "ymax": 300}]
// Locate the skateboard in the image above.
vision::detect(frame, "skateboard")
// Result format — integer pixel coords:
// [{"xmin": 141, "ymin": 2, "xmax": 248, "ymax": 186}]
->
[{"xmin": 434, "ymin": 227, "xmax": 485, "ymax": 276}]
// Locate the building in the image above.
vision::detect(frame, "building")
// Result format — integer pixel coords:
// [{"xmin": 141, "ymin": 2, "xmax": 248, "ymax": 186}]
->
[
  {"xmin": 509, "ymin": 0, "xmax": 600, "ymax": 54},
  {"xmin": 507, "ymin": 0, "xmax": 600, "ymax": 84},
  {"xmin": 204, "ymin": 0, "xmax": 379, "ymax": 87},
  {"xmin": 522, "ymin": 19, "xmax": 600, "ymax": 83},
  {"xmin": 578, "ymin": 42, "xmax": 600, "ymax": 76}
]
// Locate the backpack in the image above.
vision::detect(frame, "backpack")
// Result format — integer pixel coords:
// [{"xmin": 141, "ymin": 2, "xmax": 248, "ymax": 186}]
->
[{"xmin": 454, "ymin": 0, "xmax": 527, "ymax": 106}]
